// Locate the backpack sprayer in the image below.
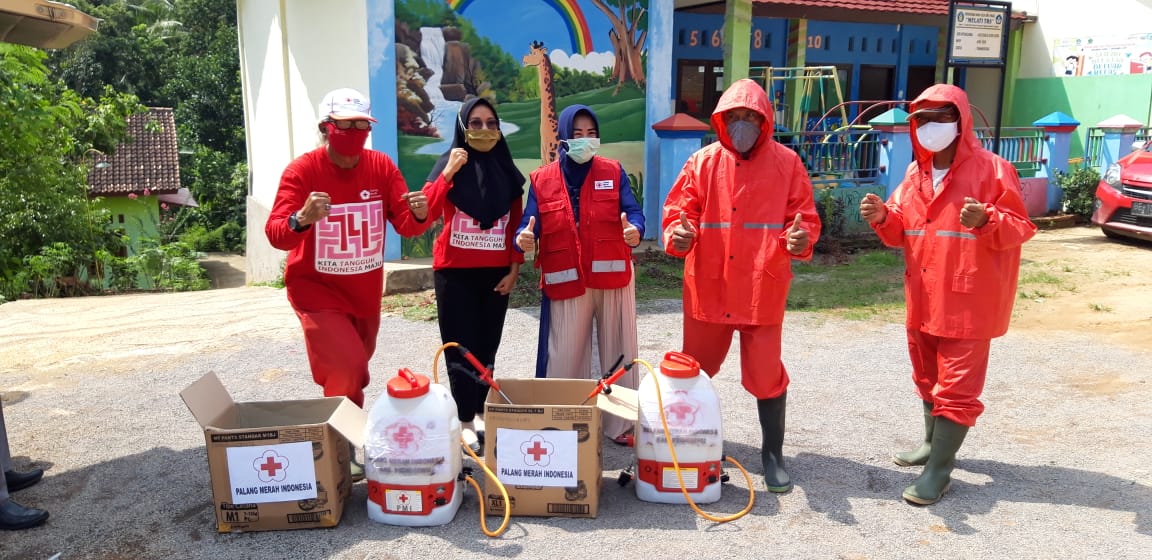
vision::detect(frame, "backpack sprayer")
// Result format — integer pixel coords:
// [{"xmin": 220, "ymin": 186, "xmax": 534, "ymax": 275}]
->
[
  {"xmin": 430, "ymin": 341, "xmax": 511, "ymax": 537},
  {"xmin": 618, "ymin": 355, "xmax": 755, "ymax": 523}
]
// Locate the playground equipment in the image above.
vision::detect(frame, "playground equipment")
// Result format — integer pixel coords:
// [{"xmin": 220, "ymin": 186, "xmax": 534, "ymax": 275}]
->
[{"xmin": 749, "ymin": 66, "xmax": 849, "ymax": 134}]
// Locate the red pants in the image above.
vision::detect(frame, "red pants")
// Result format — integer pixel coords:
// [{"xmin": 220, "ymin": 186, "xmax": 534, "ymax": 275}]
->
[
  {"xmin": 906, "ymin": 328, "xmax": 991, "ymax": 427},
  {"xmin": 296, "ymin": 310, "xmax": 379, "ymax": 407},
  {"xmin": 682, "ymin": 315, "xmax": 788, "ymax": 399}
]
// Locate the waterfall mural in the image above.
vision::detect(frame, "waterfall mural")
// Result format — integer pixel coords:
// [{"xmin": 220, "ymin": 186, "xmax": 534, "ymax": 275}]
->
[{"xmin": 392, "ymin": 0, "xmax": 649, "ymax": 257}]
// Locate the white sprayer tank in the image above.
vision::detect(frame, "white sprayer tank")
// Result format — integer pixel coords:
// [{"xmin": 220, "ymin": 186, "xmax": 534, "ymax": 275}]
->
[
  {"xmin": 365, "ymin": 368, "xmax": 463, "ymax": 526},
  {"xmin": 635, "ymin": 352, "xmax": 724, "ymax": 504}
]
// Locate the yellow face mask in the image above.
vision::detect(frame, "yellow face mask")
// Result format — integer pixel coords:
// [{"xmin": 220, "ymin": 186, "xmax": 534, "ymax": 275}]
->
[{"xmin": 465, "ymin": 129, "xmax": 501, "ymax": 152}]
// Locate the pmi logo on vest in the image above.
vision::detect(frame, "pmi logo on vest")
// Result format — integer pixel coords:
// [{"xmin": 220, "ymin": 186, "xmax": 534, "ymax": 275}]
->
[{"xmin": 495, "ymin": 430, "xmax": 578, "ymax": 486}]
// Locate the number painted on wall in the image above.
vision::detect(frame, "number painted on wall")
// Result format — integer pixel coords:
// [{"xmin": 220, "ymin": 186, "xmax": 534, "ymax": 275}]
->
[
  {"xmin": 680, "ymin": 27, "xmax": 774, "ymax": 51},
  {"xmin": 807, "ymin": 35, "xmax": 824, "ymax": 49}
]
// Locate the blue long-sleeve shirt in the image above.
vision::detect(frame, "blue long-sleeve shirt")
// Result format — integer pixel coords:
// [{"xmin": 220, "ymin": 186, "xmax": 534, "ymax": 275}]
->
[{"xmin": 516, "ymin": 162, "xmax": 645, "ymax": 251}]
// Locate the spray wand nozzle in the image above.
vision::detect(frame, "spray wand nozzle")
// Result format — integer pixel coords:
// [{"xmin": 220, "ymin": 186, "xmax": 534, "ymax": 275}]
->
[
  {"xmin": 581, "ymin": 354, "xmax": 631, "ymax": 404},
  {"xmin": 454, "ymin": 345, "xmax": 514, "ymax": 404}
]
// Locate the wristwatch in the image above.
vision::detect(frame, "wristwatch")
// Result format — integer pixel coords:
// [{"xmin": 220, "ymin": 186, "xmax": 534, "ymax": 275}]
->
[{"xmin": 288, "ymin": 212, "xmax": 310, "ymax": 233}]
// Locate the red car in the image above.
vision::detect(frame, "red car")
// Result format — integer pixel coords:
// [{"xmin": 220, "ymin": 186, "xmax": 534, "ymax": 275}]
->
[{"xmin": 1093, "ymin": 139, "xmax": 1152, "ymax": 242}]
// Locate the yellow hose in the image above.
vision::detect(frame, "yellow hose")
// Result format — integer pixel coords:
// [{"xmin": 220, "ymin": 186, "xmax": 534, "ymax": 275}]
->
[
  {"xmin": 634, "ymin": 358, "xmax": 755, "ymax": 522},
  {"xmin": 433, "ymin": 341, "xmax": 511, "ymax": 537}
]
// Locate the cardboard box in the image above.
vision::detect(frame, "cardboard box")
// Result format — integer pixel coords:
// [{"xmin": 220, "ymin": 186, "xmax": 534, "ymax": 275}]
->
[
  {"xmin": 180, "ymin": 372, "xmax": 366, "ymax": 533},
  {"xmin": 482, "ymin": 378, "xmax": 637, "ymax": 518}
]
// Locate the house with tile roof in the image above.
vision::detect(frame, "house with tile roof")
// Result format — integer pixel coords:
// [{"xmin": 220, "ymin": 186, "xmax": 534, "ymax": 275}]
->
[{"xmin": 87, "ymin": 107, "xmax": 195, "ymax": 255}]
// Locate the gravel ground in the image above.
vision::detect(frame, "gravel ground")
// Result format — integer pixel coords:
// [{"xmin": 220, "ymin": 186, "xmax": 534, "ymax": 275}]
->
[{"xmin": 1, "ymin": 285, "xmax": 1150, "ymax": 559}]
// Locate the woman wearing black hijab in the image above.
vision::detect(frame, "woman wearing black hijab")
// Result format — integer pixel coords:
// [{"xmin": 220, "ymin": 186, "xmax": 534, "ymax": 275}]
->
[{"xmin": 423, "ymin": 98, "xmax": 526, "ymax": 453}]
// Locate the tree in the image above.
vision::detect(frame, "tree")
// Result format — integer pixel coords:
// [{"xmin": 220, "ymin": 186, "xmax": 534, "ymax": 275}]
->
[
  {"xmin": 590, "ymin": 0, "xmax": 647, "ymax": 95},
  {"xmin": 48, "ymin": 0, "xmax": 248, "ymax": 248},
  {"xmin": 0, "ymin": 44, "xmax": 142, "ymax": 299}
]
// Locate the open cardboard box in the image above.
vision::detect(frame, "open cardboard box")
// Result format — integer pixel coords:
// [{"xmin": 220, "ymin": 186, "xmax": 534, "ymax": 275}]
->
[
  {"xmin": 482, "ymin": 378, "xmax": 638, "ymax": 518},
  {"xmin": 181, "ymin": 372, "xmax": 366, "ymax": 532}
]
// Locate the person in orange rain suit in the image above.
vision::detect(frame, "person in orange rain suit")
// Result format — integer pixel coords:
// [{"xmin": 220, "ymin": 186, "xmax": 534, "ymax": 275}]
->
[
  {"xmin": 859, "ymin": 83, "xmax": 1037, "ymax": 505},
  {"xmin": 663, "ymin": 78, "xmax": 821, "ymax": 493}
]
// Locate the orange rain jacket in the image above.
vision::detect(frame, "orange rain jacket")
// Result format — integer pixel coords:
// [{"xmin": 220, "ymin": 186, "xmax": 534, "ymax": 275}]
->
[
  {"xmin": 662, "ymin": 79, "xmax": 820, "ymax": 326},
  {"xmin": 872, "ymin": 84, "xmax": 1037, "ymax": 339}
]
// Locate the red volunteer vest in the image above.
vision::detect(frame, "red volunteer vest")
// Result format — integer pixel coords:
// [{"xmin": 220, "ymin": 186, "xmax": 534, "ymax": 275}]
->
[{"xmin": 530, "ymin": 157, "xmax": 632, "ymax": 300}]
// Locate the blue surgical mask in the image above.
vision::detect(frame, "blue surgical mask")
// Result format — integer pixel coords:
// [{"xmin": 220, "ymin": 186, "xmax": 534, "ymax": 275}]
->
[
  {"xmin": 564, "ymin": 137, "xmax": 600, "ymax": 164},
  {"xmin": 728, "ymin": 120, "xmax": 761, "ymax": 153}
]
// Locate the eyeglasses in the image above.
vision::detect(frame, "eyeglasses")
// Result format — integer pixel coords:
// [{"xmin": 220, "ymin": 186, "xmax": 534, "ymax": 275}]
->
[
  {"xmin": 328, "ymin": 119, "xmax": 372, "ymax": 130},
  {"xmin": 467, "ymin": 119, "xmax": 500, "ymax": 130}
]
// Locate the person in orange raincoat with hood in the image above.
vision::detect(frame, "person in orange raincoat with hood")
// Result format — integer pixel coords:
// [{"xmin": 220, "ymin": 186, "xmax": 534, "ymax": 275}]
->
[
  {"xmin": 859, "ymin": 83, "xmax": 1036, "ymax": 505},
  {"xmin": 663, "ymin": 78, "xmax": 821, "ymax": 493}
]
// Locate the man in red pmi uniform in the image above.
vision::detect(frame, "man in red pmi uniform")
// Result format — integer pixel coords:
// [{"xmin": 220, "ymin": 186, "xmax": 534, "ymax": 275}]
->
[
  {"xmin": 663, "ymin": 79, "xmax": 821, "ymax": 493},
  {"xmin": 266, "ymin": 88, "xmax": 432, "ymax": 411},
  {"xmin": 860, "ymin": 83, "xmax": 1036, "ymax": 505}
]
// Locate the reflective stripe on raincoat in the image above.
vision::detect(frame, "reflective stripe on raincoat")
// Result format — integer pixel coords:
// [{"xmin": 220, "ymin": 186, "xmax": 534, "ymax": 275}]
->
[
  {"xmin": 872, "ymin": 83, "xmax": 1037, "ymax": 339},
  {"xmin": 662, "ymin": 78, "xmax": 821, "ymax": 326}
]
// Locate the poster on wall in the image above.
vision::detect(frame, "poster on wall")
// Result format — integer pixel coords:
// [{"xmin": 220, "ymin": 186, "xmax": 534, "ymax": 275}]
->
[
  {"xmin": 1052, "ymin": 33, "xmax": 1152, "ymax": 77},
  {"xmin": 388, "ymin": 0, "xmax": 649, "ymax": 257}
]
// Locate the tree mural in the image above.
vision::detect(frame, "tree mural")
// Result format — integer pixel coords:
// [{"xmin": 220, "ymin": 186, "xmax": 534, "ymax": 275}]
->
[{"xmin": 590, "ymin": 0, "xmax": 647, "ymax": 95}]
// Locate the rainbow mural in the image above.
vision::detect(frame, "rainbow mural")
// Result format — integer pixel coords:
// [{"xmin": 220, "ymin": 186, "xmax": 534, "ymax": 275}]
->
[{"xmin": 447, "ymin": 0, "xmax": 593, "ymax": 55}]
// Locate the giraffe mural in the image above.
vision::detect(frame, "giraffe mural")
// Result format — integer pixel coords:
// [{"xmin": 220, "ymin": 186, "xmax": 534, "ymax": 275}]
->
[{"xmin": 522, "ymin": 40, "xmax": 559, "ymax": 165}]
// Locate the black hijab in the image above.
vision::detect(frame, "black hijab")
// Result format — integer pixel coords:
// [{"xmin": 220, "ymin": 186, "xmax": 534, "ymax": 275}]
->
[{"xmin": 427, "ymin": 98, "xmax": 525, "ymax": 230}]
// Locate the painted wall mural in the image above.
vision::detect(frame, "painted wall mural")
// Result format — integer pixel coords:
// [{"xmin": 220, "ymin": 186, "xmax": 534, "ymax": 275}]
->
[{"xmin": 392, "ymin": 0, "xmax": 649, "ymax": 257}]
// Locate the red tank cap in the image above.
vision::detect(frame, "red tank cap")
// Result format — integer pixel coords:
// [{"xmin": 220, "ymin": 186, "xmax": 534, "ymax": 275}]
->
[
  {"xmin": 660, "ymin": 351, "xmax": 700, "ymax": 378},
  {"xmin": 386, "ymin": 368, "xmax": 431, "ymax": 398}
]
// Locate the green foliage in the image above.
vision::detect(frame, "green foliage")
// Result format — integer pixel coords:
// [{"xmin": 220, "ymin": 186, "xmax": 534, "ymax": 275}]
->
[
  {"xmin": 552, "ymin": 66, "xmax": 611, "ymax": 98},
  {"xmin": 456, "ymin": 20, "xmax": 522, "ymax": 104},
  {"xmin": 178, "ymin": 222, "xmax": 246, "ymax": 254},
  {"xmin": 50, "ymin": 0, "xmax": 247, "ymax": 238},
  {"xmin": 0, "ymin": 44, "xmax": 142, "ymax": 298},
  {"xmin": 628, "ymin": 171, "xmax": 644, "ymax": 209},
  {"xmin": 396, "ymin": 0, "xmax": 456, "ymax": 27},
  {"xmin": 128, "ymin": 241, "xmax": 210, "ymax": 291},
  {"xmin": 1057, "ymin": 167, "xmax": 1100, "ymax": 219}
]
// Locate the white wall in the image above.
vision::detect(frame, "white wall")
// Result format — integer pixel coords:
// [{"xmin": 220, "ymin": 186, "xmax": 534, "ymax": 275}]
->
[
  {"xmin": 239, "ymin": 0, "xmax": 372, "ymax": 283},
  {"xmin": 1018, "ymin": 0, "xmax": 1152, "ymax": 78}
]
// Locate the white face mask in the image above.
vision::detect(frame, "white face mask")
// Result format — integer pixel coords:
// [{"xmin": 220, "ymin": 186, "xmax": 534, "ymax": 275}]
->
[
  {"xmin": 564, "ymin": 137, "xmax": 600, "ymax": 164},
  {"xmin": 914, "ymin": 121, "xmax": 959, "ymax": 153}
]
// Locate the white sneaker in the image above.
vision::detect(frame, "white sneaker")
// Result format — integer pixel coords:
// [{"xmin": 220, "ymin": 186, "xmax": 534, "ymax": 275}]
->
[
  {"xmin": 473, "ymin": 415, "xmax": 485, "ymax": 443},
  {"xmin": 462, "ymin": 422, "xmax": 481, "ymax": 454}
]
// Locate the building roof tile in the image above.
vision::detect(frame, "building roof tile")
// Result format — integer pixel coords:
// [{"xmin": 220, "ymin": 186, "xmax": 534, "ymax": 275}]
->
[
  {"xmin": 87, "ymin": 107, "xmax": 181, "ymax": 196},
  {"xmin": 752, "ymin": 0, "xmax": 950, "ymax": 16}
]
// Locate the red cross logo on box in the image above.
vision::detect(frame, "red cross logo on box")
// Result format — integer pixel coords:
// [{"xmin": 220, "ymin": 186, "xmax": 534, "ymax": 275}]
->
[
  {"xmin": 520, "ymin": 434, "xmax": 554, "ymax": 467},
  {"xmin": 252, "ymin": 450, "xmax": 290, "ymax": 482},
  {"xmin": 383, "ymin": 420, "xmax": 425, "ymax": 456}
]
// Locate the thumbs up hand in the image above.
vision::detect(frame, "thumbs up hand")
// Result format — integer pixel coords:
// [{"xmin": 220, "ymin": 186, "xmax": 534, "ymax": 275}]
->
[
  {"xmin": 621, "ymin": 212, "xmax": 640, "ymax": 248},
  {"xmin": 960, "ymin": 197, "xmax": 989, "ymax": 228},
  {"xmin": 517, "ymin": 215, "xmax": 537, "ymax": 252},
  {"xmin": 860, "ymin": 192, "xmax": 888, "ymax": 224},
  {"xmin": 671, "ymin": 211, "xmax": 697, "ymax": 253},
  {"xmin": 785, "ymin": 213, "xmax": 810, "ymax": 255}
]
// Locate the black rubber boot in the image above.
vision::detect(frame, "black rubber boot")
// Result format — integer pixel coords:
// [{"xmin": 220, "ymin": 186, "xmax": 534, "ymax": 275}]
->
[
  {"xmin": 893, "ymin": 401, "xmax": 935, "ymax": 467},
  {"xmin": 902, "ymin": 417, "xmax": 969, "ymax": 505},
  {"xmin": 757, "ymin": 392, "xmax": 792, "ymax": 493}
]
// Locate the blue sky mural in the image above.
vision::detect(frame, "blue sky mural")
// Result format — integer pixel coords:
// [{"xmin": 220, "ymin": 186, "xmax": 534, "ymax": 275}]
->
[{"xmin": 453, "ymin": 0, "xmax": 617, "ymax": 73}]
